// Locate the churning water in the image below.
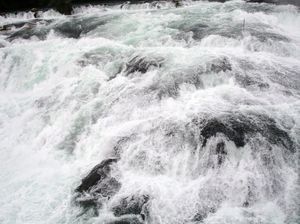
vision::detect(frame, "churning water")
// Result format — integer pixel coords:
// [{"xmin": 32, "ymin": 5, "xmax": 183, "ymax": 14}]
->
[{"xmin": 0, "ymin": 0, "xmax": 299, "ymax": 223}]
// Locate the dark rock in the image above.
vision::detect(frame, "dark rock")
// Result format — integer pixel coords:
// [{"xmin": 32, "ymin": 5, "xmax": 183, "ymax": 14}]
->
[
  {"xmin": 200, "ymin": 118, "xmax": 247, "ymax": 148},
  {"xmin": 120, "ymin": 1, "xmax": 130, "ymax": 9},
  {"xmin": 3, "ymin": 19, "xmax": 53, "ymax": 41},
  {"xmin": 196, "ymin": 113, "xmax": 295, "ymax": 152},
  {"xmin": 175, "ymin": 21, "xmax": 289, "ymax": 42},
  {"xmin": 192, "ymin": 207, "xmax": 216, "ymax": 222},
  {"xmin": 207, "ymin": 57, "xmax": 232, "ymax": 73},
  {"xmin": 76, "ymin": 158, "xmax": 118, "ymax": 193},
  {"xmin": 4, "ymin": 16, "xmax": 109, "ymax": 41},
  {"xmin": 6, "ymin": 26, "xmax": 48, "ymax": 41},
  {"xmin": 75, "ymin": 195, "xmax": 98, "ymax": 209},
  {"xmin": 147, "ymin": 57, "xmax": 231, "ymax": 99},
  {"xmin": 53, "ymin": 20, "xmax": 83, "ymax": 38},
  {"xmin": 177, "ymin": 23, "xmax": 209, "ymax": 40},
  {"xmin": 192, "ymin": 212, "xmax": 206, "ymax": 222},
  {"xmin": 235, "ymin": 74, "xmax": 270, "ymax": 90},
  {"xmin": 75, "ymin": 158, "xmax": 121, "ymax": 213},
  {"xmin": 172, "ymin": 0, "xmax": 182, "ymax": 7},
  {"xmin": 92, "ymin": 177, "xmax": 121, "ymax": 197},
  {"xmin": 31, "ymin": 8, "xmax": 39, "ymax": 18},
  {"xmin": 1, "ymin": 19, "xmax": 52, "ymax": 31},
  {"xmin": 113, "ymin": 136, "xmax": 134, "ymax": 158},
  {"xmin": 254, "ymin": 31, "xmax": 290, "ymax": 42},
  {"xmin": 123, "ymin": 55, "xmax": 164, "ymax": 76},
  {"xmin": 112, "ymin": 195, "xmax": 149, "ymax": 219},
  {"xmin": 53, "ymin": 16, "xmax": 111, "ymax": 39}
]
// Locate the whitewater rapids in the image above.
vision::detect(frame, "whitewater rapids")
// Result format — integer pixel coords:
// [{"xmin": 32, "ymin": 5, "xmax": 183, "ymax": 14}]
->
[{"xmin": 0, "ymin": 0, "xmax": 299, "ymax": 223}]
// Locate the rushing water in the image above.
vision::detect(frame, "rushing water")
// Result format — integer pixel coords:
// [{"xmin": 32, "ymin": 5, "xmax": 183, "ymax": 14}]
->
[{"xmin": 0, "ymin": 0, "xmax": 299, "ymax": 223}]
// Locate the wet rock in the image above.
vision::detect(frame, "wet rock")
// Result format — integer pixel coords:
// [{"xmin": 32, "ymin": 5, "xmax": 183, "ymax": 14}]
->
[
  {"xmin": 3, "ymin": 19, "xmax": 53, "ymax": 41},
  {"xmin": 192, "ymin": 207, "xmax": 216, "ymax": 222},
  {"xmin": 150, "ymin": 1, "xmax": 167, "ymax": 9},
  {"xmin": 177, "ymin": 23, "xmax": 209, "ymax": 40},
  {"xmin": 93, "ymin": 177, "xmax": 121, "ymax": 197},
  {"xmin": 75, "ymin": 158, "xmax": 121, "ymax": 212},
  {"xmin": 200, "ymin": 118, "xmax": 247, "ymax": 147},
  {"xmin": 31, "ymin": 8, "xmax": 39, "ymax": 18},
  {"xmin": 254, "ymin": 31, "xmax": 290, "ymax": 42},
  {"xmin": 6, "ymin": 25, "xmax": 48, "ymax": 41},
  {"xmin": 176, "ymin": 20, "xmax": 289, "ymax": 42},
  {"xmin": 206, "ymin": 57, "xmax": 232, "ymax": 73},
  {"xmin": 76, "ymin": 158, "xmax": 119, "ymax": 193},
  {"xmin": 235, "ymin": 74, "xmax": 270, "ymax": 89},
  {"xmin": 172, "ymin": 0, "xmax": 182, "ymax": 7},
  {"xmin": 53, "ymin": 20, "xmax": 83, "ymax": 38},
  {"xmin": 197, "ymin": 113, "xmax": 295, "ymax": 152},
  {"xmin": 78, "ymin": 53, "xmax": 104, "ymax": 67},
  {"xmin": 4, "ymin": 15, "xmax": 109, "ymax": 41},
  {"xmin": 75, "ymin": 195, "xmax": 98, "ymax": 209},
  {"xmin": 1, "ymin": 21, "xmax": 34, "ymax": 30},
  {"xmin": 123, "ymin": 55, "xmax": 164, "ymax": 76},
  {"xmin": 120, "ymin": 1, "xmax": 131, "ymax": 9},
  {"xmin": 113, "ymin": 136, "xmax": 134, "ymax": 158},
  {"xmin": 148, "ymin": 57, "xmax": 232, "ymax": 99},
  {"xmin": 54, "ymin": 15, "xmax": 113, "ymax": 38},
  {"xmin": 112, "ymin": 195, "xmax": 149, "ymax": 220},
  {"xmin": 151, "ymin": 56, "xmax": 231, "ymax": 98}
]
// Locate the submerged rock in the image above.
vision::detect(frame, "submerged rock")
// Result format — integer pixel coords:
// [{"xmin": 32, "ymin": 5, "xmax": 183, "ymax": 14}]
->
[
  {"xmin": 192, "ymin": 207, "xmax": 216, "ymax": 222},
  {"xmin": 76, "ymin": 158, "xmax": 119, "ymax": 193},
  {"xmin": 123, "ymin": 55, "xmax": 164, "ymax": 76},
  {"xmin": 75, "ymin": 158, "xmax": 121, "ymax": 211},
  {"xmin": 75, "ymin": 158, "xmax": 150, "ymax": 221},
  {"xmin": 2, "ymin": 19, "xmax": 53, "ymax": 41},
  {"xmin": 3, "ymin": 16, "xmax": 110, "ymax": 41},
  {"xmin": 193, "ymin": 113, "xmax": 295, "ymax": 151},
  {"xmin": 53, "ymin": 16, "xmax": 108, "ymax": 39},
  {"xmin": 206, "ymin": 57, "xmax": 232, "ymax": 73},
  {"xmin": 235, "ymin": 74, "xmax": 270, "ymax": 90},
  {"xmin": 6, "ymin": 25, "xmax": 48, "ymax": 41},
  {"xmin": 148, "ymin": 56, "xmax": 232, "ymax": 99},
  {"xmin": 112, "ymin": 195, "xmax": 149, "ymax": 219}
]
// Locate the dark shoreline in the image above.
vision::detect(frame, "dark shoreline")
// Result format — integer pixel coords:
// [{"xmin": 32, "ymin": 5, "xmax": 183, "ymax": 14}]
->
[{"xmin": 0, "ymin": 0, "xmax": 299, "ymax": 15}]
